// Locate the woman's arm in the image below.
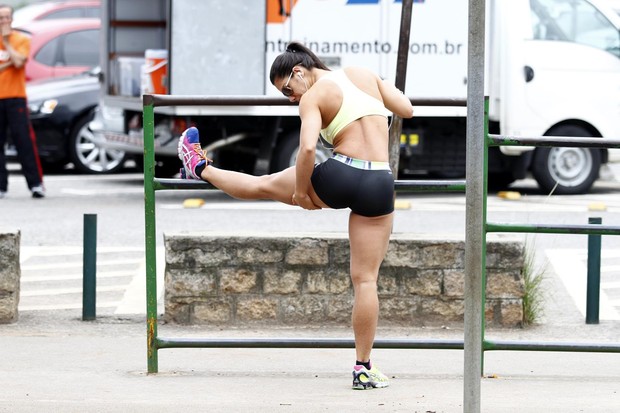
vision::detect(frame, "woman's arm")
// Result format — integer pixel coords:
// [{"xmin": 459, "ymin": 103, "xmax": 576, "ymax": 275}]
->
[
  {"xmin": 293, "ymin": 96, "xmax": 323, "ymax": 210},
  {"xmin": 376, "ymin": 75, "xmax": 414, "ymax": 118}
]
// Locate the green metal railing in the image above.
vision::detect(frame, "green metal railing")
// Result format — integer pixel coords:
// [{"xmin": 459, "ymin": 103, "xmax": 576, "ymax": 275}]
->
[
  {"xmin": 142, "ymin": 93, "xmax": 620, "ymax": 375},
  {"xmin": 143, "ymin": 94, "xmax": 620, "ymax": 380},
  {"xmin": 480, "ymin": 97, "xmax": 620, "ymax": 357},
  {"xmin": 143, "ymin": 94, "xmax": 467, "ymax": 374},
  {"xmin": 481, "ymin": 98, "xmax": 620, "ymax": 352},
  {"xmin": 144, "ymin": 96, "xmax": 620, "ymax": 413}
]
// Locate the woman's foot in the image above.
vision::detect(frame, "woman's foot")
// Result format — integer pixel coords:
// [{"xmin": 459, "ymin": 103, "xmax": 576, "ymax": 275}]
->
[
  {"xmin": 352, "ymin": 364, "xmax": 389, "ymax": 390},
  {"xmin": 177, "ymin": 127, "xmax": 212, "ymax": 179}
]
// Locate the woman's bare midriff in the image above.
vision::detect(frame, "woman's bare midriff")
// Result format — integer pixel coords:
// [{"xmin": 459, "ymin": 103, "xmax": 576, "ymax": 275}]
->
[{"xmin": 331, "ymin": 116, "xmax": 390, "ymax": 162}]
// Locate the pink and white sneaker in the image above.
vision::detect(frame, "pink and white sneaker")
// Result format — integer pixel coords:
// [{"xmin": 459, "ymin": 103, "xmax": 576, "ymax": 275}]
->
[{"xmin": 177, "ymin": 127, "xmax": 211, "ymax": 180}]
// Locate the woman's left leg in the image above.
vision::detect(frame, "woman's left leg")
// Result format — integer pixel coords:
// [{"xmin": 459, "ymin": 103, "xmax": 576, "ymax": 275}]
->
[
  {"xmin": 179, "ymin": 126, "xmax": 327, "ymax": 207},
  {"xmin": 348, "ymin": 211, "xmax": 393, "ymax": 362},
  {"xmin": 202, "ymin": 165, "xmax": 297, "ymax": 205}
]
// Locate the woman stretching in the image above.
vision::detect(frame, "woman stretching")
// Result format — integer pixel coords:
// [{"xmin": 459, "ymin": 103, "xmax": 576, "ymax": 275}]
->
[{"xmin": 178, "ymin": 41, "xmax": 414, "ymax": 390}]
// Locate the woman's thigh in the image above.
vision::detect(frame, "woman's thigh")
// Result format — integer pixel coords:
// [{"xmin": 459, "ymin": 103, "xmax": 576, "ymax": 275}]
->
[
  {"xmin": 259, "ymin": 166, "xmax": 297, "ymax": 204},
  {"xmin": 259, "ymin": 165, "xmax": 328, "ymax": 208},
  {"xmin": 348, "ymin": 212, "xmax": 393, "ymax": 283}
]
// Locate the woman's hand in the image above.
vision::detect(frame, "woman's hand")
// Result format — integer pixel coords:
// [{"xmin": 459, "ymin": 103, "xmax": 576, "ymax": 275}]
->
[{"xmin": 292, "ymin": 192, "xmax": 321, "ymax": 210}]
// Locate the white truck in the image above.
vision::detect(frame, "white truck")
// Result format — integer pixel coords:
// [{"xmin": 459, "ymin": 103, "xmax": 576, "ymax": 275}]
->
[{"xmin": 91, "ymin": 0, "xmax": 620, "ymax": 194}]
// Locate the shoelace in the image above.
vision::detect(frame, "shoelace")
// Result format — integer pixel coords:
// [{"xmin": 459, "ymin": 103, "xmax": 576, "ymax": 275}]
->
[
  {"xmin": 190, "ymin": 143, "xmax": 214, "ymax": 165},
  {"xmin": 191, "ymin": 143, "xmax": 206, "ymax": 158}
]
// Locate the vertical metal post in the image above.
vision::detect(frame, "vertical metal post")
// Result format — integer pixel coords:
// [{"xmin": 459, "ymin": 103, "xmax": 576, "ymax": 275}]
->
[
  {"xmin": 143, "ymin": 95, "xmax": 159, "ymax": 373},
  {"xmin": 388, "ymin": 0, "xmax": 413, "ymax": 177},
  {"xmin": 480, "ymin": 97, "xmax": 490, "ymax": 361},
  {"xmin": 82, "ymin": 213, "xmax": 97, "ymax": 321},
  {"xmin": 586, "ymin": 217, "xmax": 602, "ymax": 324},
  {"xmin": 464, "ymin": 0, "xmax": 486, "ymax": 411}
]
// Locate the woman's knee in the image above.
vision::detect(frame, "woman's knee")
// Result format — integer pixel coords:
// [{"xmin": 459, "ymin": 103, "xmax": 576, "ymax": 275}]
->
[
  {"xmin": 257, "ymin": 174, "xmax": 290, "ymax": 200},
  {"xmin": 254, "ymin": 175, "xmax": 273, "ymax": 198},
  {"xmin": 256, "ymin": 168, "xmax": 295, "ymax": 200},
  {"xmin": 351, "ymin": 277, "xmax": 378, "ymax": 291}
]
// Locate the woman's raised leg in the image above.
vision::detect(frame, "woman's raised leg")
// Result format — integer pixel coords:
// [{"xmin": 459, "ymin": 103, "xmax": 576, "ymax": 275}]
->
[
  {"xmin": 201, "ymin": 165, "xmax": 297, "ymax": 205},
  {"xmin": 179, "ymin": 127, "xmax": 327, "ymax": 207}
]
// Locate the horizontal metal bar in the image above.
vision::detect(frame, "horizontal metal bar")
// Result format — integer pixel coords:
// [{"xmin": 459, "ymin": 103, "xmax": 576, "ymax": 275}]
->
[
  {"xmin": 395, "ymin": 180, "xmax": 466, "ymax": 192},
  {"xmin": 143, "ymin": 94, "xmax": 467, "ymax": 108},
  {"xmin": 488, "ymin": 134, "xmax": 620, "ymax": 148},
  {"xmin": 484, "ymin": 340, "xmax": 620, "ymax": 353},
  {"xmin": 487, "ymin": 222, "xmax": 620, "ymax": 236},
  {"xmin": 154, "ymin": 178, "xmax": 466, "ymax": 192},
  {"xmin": 144, "ymin": 95, "xmax": 295, "ymax": 107},
  {"xmin": 156, "ymin": 336, "xmax": 620, "ymax": 353},
  {"xmin": 153, "ymin": 178, "xmax": 214, "ymax": 191},
  {"xmin": 412, "ymin": 98, "xmax": 467, "ymax": 107},
  {"xmin": 156, "ymin": 337, "xmax": 465, "ymax": 350}
]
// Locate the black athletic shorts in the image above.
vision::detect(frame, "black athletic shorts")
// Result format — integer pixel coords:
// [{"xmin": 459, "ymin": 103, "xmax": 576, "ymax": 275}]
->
[{"xmin": 311, "ymin": 153, "xmax": 394, "ymax": 217}]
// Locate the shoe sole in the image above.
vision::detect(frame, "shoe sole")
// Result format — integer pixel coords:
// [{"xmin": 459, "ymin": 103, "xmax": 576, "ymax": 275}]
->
[
  {"xmin": 352, "ymin": 372, "xmax": 389, "ymax": 390},
  {"xmin": 177, "ymin": 133, "xmax": 194, "ymax": 179},
  {"xmin": 352, "ymin": 382, "xmax": 389, "ymax": 390},
  {"xmin": 177, "ymin": 132, "xmax": 184, "ymax": 161}
]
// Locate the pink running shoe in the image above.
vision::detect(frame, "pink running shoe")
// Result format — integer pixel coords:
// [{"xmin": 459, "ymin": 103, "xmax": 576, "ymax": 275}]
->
[{"xmin": 177, "ymin": 127, "xmax": 211, "ymax": 179}]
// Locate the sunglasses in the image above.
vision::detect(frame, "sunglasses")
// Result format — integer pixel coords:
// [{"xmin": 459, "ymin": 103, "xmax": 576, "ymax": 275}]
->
[{"xmin": 281, "ymin": 70, "xmax": 294, "ymax": 97}]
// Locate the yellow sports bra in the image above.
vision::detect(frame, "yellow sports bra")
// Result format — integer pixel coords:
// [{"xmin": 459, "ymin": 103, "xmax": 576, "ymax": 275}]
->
[{"xmin": 319, "ymin": 70, "xmax": 390, "ymax": 145}]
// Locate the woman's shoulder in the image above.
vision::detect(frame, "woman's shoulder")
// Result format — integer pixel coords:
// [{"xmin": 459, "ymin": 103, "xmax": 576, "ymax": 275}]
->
[
  {"xmin": 343, "ymin": 66, "xmax": 378, "ymax": 78},
  {"xmin": 301, "ymin": 70, "xmax": 342, "ymax": 109},
  {"xmin": 342, "ymin": 67, "xmax": 382, "ymax": 87}
]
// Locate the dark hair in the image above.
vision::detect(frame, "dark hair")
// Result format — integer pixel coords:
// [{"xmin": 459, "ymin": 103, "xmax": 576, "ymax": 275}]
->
[{"xmin": 269, "ymin": 41, "xmax": 330, "ymax": 85}]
